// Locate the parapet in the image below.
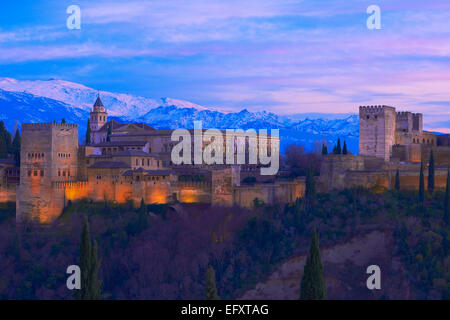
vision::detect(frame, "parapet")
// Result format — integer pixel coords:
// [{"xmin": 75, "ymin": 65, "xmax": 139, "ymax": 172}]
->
[
  {"xmin": 396, "ymin": 111, "xmax": 411, "ymax": 120},
  {"xmin": 359, "ymin": 105, "xmax": 395, "ymax": 114},
  {"xmin": 22, "ymin": 123, "xmax": 78, "ymax": 130}
]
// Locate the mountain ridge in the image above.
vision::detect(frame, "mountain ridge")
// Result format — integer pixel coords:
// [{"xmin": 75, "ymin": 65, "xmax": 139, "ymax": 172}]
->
[{"xmin": 0, "ymin": 77, "xmax": 359, "ymax": 153}]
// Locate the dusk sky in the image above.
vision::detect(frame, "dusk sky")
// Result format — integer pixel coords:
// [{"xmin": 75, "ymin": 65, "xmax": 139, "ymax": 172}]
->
[{"xmin": 1, "ymin": 1, "xmax": 450, "ymax": 131}]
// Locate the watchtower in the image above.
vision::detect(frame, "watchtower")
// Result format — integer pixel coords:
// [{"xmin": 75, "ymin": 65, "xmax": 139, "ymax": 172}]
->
[
  {"xmin": 16, "ymin": 122, "xmax": 79, "ymax": 223},
  {"xmin": 359, "ymin": 105, "xmax": 396, "ymax": 161}
]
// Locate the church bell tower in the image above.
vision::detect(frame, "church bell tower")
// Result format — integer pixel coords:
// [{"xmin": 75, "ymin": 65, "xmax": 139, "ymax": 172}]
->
[{"xmin": 90, "ymin": 93, "xmax": 107, "ymax": 132}]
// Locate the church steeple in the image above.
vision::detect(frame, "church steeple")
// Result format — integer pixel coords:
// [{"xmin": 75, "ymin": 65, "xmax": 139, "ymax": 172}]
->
[
  {"xmin": 89, "ymin": 93, "xmax": 108, "ymax": 132},
  {"xmin": 93, "ymin": 94, "xmax": 105, "ymax": 111}
]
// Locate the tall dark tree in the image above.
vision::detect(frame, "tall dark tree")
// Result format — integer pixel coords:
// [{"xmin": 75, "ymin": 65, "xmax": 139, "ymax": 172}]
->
[
  {"xmin": 0, "ymin": 132, "xmax": 7, "ymax": 159},
  {"xmin": 419, "ymin": 162, "xmax": 425, "ymax": 204},
  {"xmin": 85, "ymin": 119, "xmax": 91, "ymax": 145},
  {"xmin": 61, "ymin": 118, "xmax": 66, "ymax": 124},
  {"xmin": 428, "ymin": 150, "xmax": 435, "ymax": 194},
  {"xmin": 138, "ymin": 198, "xmax": 149, "ymax": 230},
  {"xmin": 300, "ymin": 227, "xmax": 326, "ymax": 300},
  {"xmin": 106, "ymin": 124, "xmax": 112, "ymax": 142},
  {"xmin": 333, "ymin": 138, "xmax": 342, "ymax": 154},
  {"xmin": 395, "ymin": 169, "xmax": 400, "ymax": 191},
  {"xmin": 11, "ymin": 128, "xmax": 21, "ymax": 167},
  {"xmin": 205, "ymin": 266, "xmax": 219, "ymax": 300},
  {"xmin": 342, "ymin": 141, "xmax": 348, "ymax": 155},
  {"xmin": 321, "ymin": 143, "xmax": 328, "ymax": 155},
  {"xmin": 444, "ymin": 170, "xmax": 449, "ymax": 225},
  {"xmin": 77, "ymin": 216, "xmax": 102, "ymax": 300},
  {"xmin": 0, "ymin": 121, "xmax": 12, "ymax": 155}
]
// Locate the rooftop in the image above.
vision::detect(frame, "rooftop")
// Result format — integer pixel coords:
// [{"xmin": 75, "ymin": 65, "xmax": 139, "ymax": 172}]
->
[
  {"xmin": 122, "ymin": 169, "xmax": 173, "ymax": 176},
  {"xmin": 93, "ymin": 95, "xmax": 104, "ymax": 108},
  {"xmin": 113, "ymin": 150, "xmax": 160, "ymax": 158},
  {"xmin": 92, "ymin": 140, "xmax": 148, "ymax": 147},
  {"xmin": 89, "ymin": 161, "xmax": 131, "ymax": 169}
]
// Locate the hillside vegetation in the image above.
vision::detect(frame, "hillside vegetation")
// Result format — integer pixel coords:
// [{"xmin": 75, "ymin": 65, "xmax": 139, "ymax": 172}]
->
[{"xmin": 0, "ymin": 188, "xmax": 448, "ymax": 299}]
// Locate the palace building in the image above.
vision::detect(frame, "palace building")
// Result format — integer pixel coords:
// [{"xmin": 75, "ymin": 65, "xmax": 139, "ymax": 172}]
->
[
  {"xmin": 1, "ymin": 98, "xmax": 449, "ymax": 223},
  {"xmin": 10, "ymin": 96, "xmax": 301, "ymax": 223}
]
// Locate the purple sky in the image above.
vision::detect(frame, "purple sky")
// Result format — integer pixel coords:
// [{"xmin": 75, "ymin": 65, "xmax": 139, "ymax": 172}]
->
[{"xmin": 1, "ymin": 1, "xmax": 450, "ymax": 132}]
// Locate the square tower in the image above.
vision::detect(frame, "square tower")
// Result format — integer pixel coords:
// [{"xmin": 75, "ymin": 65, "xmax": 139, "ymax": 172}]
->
[
  {"xmin": 359, "ymin": 105, "xmax": 396, "ymax": 162},
  {"xmin": 17, "ymin": 123, "xmax": 79, "ymax": 223}
]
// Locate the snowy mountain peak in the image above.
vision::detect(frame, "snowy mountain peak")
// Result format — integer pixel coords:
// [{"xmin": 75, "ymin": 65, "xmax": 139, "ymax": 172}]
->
[{"xmin": 0, "ymin": 77, "xmax": 360, "ymax": 153}]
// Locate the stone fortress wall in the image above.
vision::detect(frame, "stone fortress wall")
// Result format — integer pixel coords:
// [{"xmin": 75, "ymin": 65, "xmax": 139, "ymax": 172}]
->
[
  {"xmin": 9, "ymin": 96, "xmax": 297, "ymax": 223},
  {"xmin": 321, "ymin": 105, "xmax": 450, "ymax": 192},
  {"xmin": 3, "ymin": 98, "xmax": 449, "ymax": 223}
]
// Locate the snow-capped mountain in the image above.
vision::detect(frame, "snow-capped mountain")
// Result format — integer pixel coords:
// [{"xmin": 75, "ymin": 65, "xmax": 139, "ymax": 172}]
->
[
  {"xmin": 0, "ymin": 77, "xmax": 359, "ymax": 153},
  {"xmin": 0, "ymin": 77, "xmax": 209, "ymax": 120}
]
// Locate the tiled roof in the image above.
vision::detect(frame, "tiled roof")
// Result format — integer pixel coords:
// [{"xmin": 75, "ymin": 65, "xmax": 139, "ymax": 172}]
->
[
  {"xmin": 113, "ymin": 150, "xmax": 160, "ymax": 158},
  {"xmin": 97, "ymin": 121, "xmax": 155, "ymax": 133},
  {"xmin": 89, "ymin": 161, "xmax": 131, "ymax": 169},
  {"xmin": 122, "ymin": 169, "xmax": 173, "ymax": 176},
  {"xmin": 93, "ymin": 95, "xmax": 104, "ymax": 107},
  {"xmin": 0, "ymin": 159, "xmax": 15, "ymax": 164},
  {"xmin": 93, "ymin": 140, "xmax": 147, "ymax": 147}
]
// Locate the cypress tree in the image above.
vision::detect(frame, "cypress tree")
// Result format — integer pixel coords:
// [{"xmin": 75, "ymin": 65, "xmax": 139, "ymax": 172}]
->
[
  {"xmin": 12, "ymin": 128, "xmax": 21, "ymax": 167},
  {"xmin": 444, "ymin": 170, "xmax": 449, "ymax": 226},
  {"xmin": 332, "ymin": 145, "xmax": 337, "ymax": 154},
  {"xmin": 87, "ymin": 239, "xmax": 102, "ymax": 299},
  {"xmin": 106, "ymin": 124, "xmax": 112, "ymax": 142},
  {"xmin": 419, "ymin": 162, "xmax": 425, "ymax": 204},
  {"xmin": 0, "ymin": 133, "xmax": 7, "ymax": 159},
  {"xmin": 428, "ymin": 150, "xmax": 435, "ymax": 194},
  {"xmin": 336, "ymin": 138, "xmax": 342, "ymax": 154},
  {"xmin": 138, "ymin": 198, "xmax": 149, "ymax": 230},
  {"xmin": 85, "ymin": 119, "xmax": 91, "ymax": 145},
  {"xmin": 395, "ymin": 169, "xmax": 400, "ymax": 191},
  {"xmin": 0, "ymin": 121, "xmax": 12, "ymax": 154},
  {"xmin": 77, "ymin": 216, "xmax": 102, "ymax": 300},
  {"xmin": 61, "ymin": 118, "xmax": 66, "ymax": 124},
  {"xmin": 321, "ymin": 144, "xmax": 328, "ymax": 155},
  {"xmin": 300, "ymin": 227, "xmax": 326, "ymax": 300},
  {"xmin": 205, "ymin": 266, "xmax": 219, "ymax": 300},
  {"xmin": 342, "ymin": 141, "xmax": 348, "ymax": 155}
]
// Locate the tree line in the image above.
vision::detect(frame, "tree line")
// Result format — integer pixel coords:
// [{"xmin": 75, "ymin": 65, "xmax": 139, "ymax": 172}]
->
[{"xmin": 0, "ymin": 121, "xmax": 21, "ymax": 166}]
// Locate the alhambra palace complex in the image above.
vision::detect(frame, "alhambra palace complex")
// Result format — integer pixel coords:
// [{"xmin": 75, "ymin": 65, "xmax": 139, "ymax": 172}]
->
[{"xmin": 0, "ymin": 98, "xmax": 449, "ymax": 223}]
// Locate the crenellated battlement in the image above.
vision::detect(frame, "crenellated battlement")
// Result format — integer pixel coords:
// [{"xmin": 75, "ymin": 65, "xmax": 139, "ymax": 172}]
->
[
  {"xmin": 359, "ymin": 105, "xmax": 394, "ymax": 114},
  {"xmin": 396, "ymin": 111, "xmax": 411, "ymax": 120},
  {"xmin": 22, "ymin": 123, "xmax": 78, "ymax": 130},
  {"xmin": 52, "ymin": 180, "xmax": 88, "ymax": 189}
]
